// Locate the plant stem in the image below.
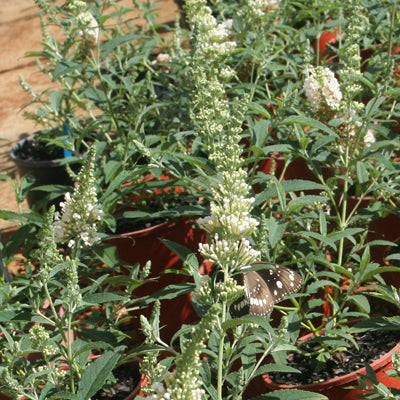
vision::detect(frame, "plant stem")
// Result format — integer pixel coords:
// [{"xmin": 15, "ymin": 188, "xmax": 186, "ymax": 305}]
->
[
  {"xmin": 217, "ymin": 301, "xmax": 227, "ymax": 400},
  {"xmin": 43, "ymin": 283, "xmax": 76, "ymax": 392}
]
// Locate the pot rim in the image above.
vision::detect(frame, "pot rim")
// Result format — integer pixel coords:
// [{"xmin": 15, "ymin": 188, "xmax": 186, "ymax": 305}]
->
[
  {"xmin": 108, "ymin": 217, "xmax": 202, "ymax": 239},
  {"xmin": 120, "ymin": 218, "xmax": 177, "ymax": 238}
]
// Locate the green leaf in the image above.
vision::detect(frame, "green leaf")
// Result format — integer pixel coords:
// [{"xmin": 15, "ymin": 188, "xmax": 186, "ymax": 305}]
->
[
  {"xmin": 328, "ymin": 228, "xmax": 364, "ymax": 242},
  {"xmin": 92, "ymin": 244, "xmax": 125, "ymax": 269},
  {"xmin": 100, "ymin": 33, "xmax": 149, "ymax": 59},
  {"xmin": 247, "ymin": 102, "xmax": 273, "ymax": 119},
  {"xmin": 101, "ymin": 169, "xmax": 133, "ymax": 202},
  {"xmin": 353, "ymin": 316, "xmax": 400, "ymax": 332},
  {"xmin": 262, "ymin": 144, "xmax": 295, "ymax": 155},
  {"xmin": 160, "ymin": 239, "xmax": 198, "ymax": 270},
  {"xmin": 280, "ymin": 116, "xmax": 338, "ymax": 137},
  {"xmin": 53, "ymin": 61, "xmax": 86, "ymax": 79},
  {"xmin": 356, "ymin": 161, "xmax": 369, "ymax": 185},
  {"xmin": 42, "ymin": 391, "xmax": 77, "ymax": 399},
  {"xmin": 50, "ymin": 91, "xmax": 62, "ymax": 114},
  {"xmin": 84, "ymin": 87, "xmax": 107, "ymax": 103},
  {"xmin": 76, "ymin": 349, "xmax": 124, "ymax": 400},
  {"xmin": 160, "ymin": 239, "xmax": 203, "ymax": 288},
  {"xmin": 307, "ymin": 279, "xmax": 338, "ymax": 294},
  {"xmin": 256, "ymin": 181, "xmax": 327, "ymax": 204},
  {"xmin": 287, "ymin": 194, "xmax": 329, "ymax": 210},
  {"xmin": 140, "ymin": 282, "xmax": 195, "ymax": 305},
  {"xmin": 267, "ymin": 217, "xmax": 287, "ymax": 248},
  {"xmin": 348, "ymin": 294, "xmax": 370, "ymax": 313},
  {"xmin": 250, "ymin": 388, "xmax": 328, "ymax": 399},
  {"xmin": 222, "ymin": 314, "xmax": 273, "ymax": 332},
  {"xmin": 253, "ymin": 119, "xmax": 272, "ymax": 148},
  {"xmin": 83, "ymin": 293, "xmax": 127, "ymax": 304},
  {"xmin": 200, "ymin": 360, "xmax": 218, "ymax": 400},
  {"xmin": 365, "ymin": 96, "xmax": 386, "ymax": 117},
  {"xmin": 0, "ymin": 210, "xmax": 30, "ymax": 223},
  {"xmin": 253, "ymin": 364, "xmax": 300, "ymax": 378},
  {"xmin": 297, "ymin": 231, "xmax": 337, "ymax": 249},
  {"xmin": 0, "ymin": 310, "xmax": 32, "ymax": 322},
  {"xmin": 0, "ymin": 326, "xmax": 16, "ymax": 348},
  {"xmin": 79, "ymin": 329, "xmax": 119, "ymax": 347}
]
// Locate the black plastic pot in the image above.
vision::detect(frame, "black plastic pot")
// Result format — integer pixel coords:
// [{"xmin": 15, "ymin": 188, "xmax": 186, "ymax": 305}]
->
[{"xmin": 10, "ymin": 135, "xmax": 75, "ymax": 208}]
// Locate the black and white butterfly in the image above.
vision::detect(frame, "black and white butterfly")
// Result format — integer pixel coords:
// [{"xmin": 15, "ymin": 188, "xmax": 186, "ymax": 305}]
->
[{"xmin": 231, "ymin": 262, "xmax": 303, "ymax": 317}]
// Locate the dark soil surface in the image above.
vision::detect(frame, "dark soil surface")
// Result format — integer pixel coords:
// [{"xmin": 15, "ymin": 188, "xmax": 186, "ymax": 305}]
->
[
  {"xmin": 92, "ymin": 364, "xmax": 141, "ymax": 400},
  {"xmin": 12, "ymin": 136, "xmax": 65, "ymax": 162},
  {"xmin": 269, "ymin": 329, "xmax": 400, "ymax": 385}
]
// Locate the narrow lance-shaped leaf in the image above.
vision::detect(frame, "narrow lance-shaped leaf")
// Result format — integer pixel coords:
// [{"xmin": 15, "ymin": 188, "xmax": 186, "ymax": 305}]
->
[{"xmin": 76, "ymin": 348, "xmax": 124, "ymax": 400}]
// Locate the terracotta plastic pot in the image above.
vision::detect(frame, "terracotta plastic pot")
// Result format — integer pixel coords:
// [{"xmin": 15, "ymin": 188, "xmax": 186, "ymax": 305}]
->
[
  {"xmin": 368, "ymin": 212, "xmax": 400, "ymax": 258},
  {"xmin": 260, "ymin": 331, "xmax": 400, "ymax": 400},
  {"xmin": 107, "ymin": 217, "xmax": 206, "ymax": 342},
  {"xmin": 312, "ymin": 19, "xmax": 341, "ymax": 62}
]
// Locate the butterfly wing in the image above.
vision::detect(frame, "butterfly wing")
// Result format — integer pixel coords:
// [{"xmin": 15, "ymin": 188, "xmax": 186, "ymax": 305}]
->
[
  {"xmin": 232, "ymin": 262, "xmax": 303, "ymax": 317},
  {"xmin": 231, "ymin": 272, "xmax": 250, "ymax": 316}
]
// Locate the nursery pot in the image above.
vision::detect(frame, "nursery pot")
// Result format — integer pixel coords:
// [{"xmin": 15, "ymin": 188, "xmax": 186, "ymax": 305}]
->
[
  {"xmin": 10, "ymin": 134, "xmax": 75, "ymax": 208},
  {"xmin": 107, "ymin": 217, "xmax": 206, "ymax": 342},
  {"xmin": 260, "ymin": 330, "xmax": 400, "ymax": 400}
]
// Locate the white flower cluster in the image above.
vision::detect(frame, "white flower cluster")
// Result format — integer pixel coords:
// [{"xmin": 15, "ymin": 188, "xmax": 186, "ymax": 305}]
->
[
  {"xmin": 42, "ymin": 344, "xmax": 58, "ymax": 357},
  {"xmin": 211, "ymin": 143, "xmax": 243, "ymax": 170},
  {"xmin": 53, "ymin": 146, "xmax": 104, "ymax": 249},
  {"xmin": 29, "ymin": 325, "xmax": 59, "ymax": 357},
  {"xmin": 219, "ymin": 170, "xmax": 252, "ymax": 197},
  {"xmin": 345, "ymin": 109, "xmax": 375, "ymax": 147},
  {"xmin": 146, "ymin": 380, "xmax": 205, "ymax": 400},
  {"xmin": 303, "ymin": 66, "xmax": 342, "ymax": 112},
  {"xmin": 199, "ymin": 236, "xmax": 261, "ymax": 272},
  {"xmin": 191, "ymin": 276, "xmax": 213, "ymax": 306},
  {"xmin": 151, "ymin": 53, "xmax": 172, "ymax": 72},
  {"xmin": 240, "ymin": 0, "xmax": 280, "ymax": 18},
  {"xmin": 214, "ymin": 276, "xmax": 245, "ymax": 302},
  {"xmin": 198, "ymin": 196, "xmax": 259, "ymax": 238},
  {"xmin": 212, "ymin": 19, "xmax": 234, "ymax": 41},
  {"xmin": 29, "ymin": 325, "xmax": 50, "ymax": 350},
  {"xmin": 65, "ymin": 0, "xmax": 86, "ymax": 13},
  {"xmin": 192, "ymin": 274, "xmax": 245, "ymax": 306},
  {"xmin": 77, "ymin": 11, "xmax": 99, "ymax": 45},
  {"xmin": 265, "ymin": 0, "xmax": 281, "ymax": 6},
  {"xmin": 347, "ymin": 122, "xmax": 376, "ymax": 146},
  {"xmin": 196, "ymin": 14, "xmax": 236, "ymax": 57},
  {"xmin": 54, "ymin": 191, "xmax": 104, "ymax": 248},
  {"xmin": 155, "ymin": 53, "xmax": 171, "ymax": 63},
  {"xmin": 364, "ymin": 129, "xmax": 376, "ymax": 146}
]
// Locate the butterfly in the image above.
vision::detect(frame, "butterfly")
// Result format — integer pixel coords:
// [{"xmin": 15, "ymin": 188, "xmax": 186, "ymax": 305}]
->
[{"xmin": 231, "ymin": 262, "xmax": 303, "ymax": 317}]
